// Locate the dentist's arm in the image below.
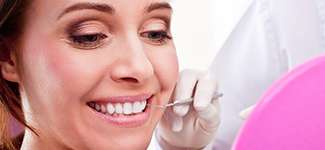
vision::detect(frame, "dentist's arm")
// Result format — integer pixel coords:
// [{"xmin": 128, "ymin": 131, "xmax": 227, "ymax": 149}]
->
[{"xmin": 156, "ymin": 69, "xmax": 220, "ymax": 149}]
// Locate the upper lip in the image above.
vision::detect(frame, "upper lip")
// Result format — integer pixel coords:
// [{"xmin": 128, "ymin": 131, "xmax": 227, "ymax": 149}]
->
[{"xmin": 91, "ymin": 94, "xmax": 153, "ymax": 103}]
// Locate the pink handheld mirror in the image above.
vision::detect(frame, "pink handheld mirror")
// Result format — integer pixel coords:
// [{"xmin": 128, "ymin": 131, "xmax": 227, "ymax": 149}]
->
[{"xmin": 232, "ymin": 55, "xmax": 325, "ymax": 150}]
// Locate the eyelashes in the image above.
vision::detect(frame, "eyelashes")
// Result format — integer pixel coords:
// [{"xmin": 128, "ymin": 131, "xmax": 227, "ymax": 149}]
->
[
  {"xmin": 65, "ymin": 20, "xmax": 110, "ymax": 50},
  {"xmin": 65, "ymin": 20, "xmax": 172, "ymax": 50},
  {"xmin": 140, "ymin": 30, "xmax": 172, "ymax": 45},
  {"xmin": 69, "ymin": 33, "xmax": 109, "ymax": 49}
]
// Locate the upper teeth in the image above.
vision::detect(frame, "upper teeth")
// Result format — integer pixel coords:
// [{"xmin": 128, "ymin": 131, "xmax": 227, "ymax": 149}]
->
[{"xmin": 89, "ymin": 101, "xmax": 147, "ymax": 115}]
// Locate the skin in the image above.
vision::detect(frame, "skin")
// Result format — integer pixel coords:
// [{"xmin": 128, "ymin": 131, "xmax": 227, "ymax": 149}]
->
[{"xmin": 1, "ymin": 0, "xmax": 178, "ymax": 149}]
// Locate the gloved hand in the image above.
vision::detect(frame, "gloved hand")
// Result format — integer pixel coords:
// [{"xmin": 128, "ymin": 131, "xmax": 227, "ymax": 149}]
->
[{"xmin": 156, "ymin": 69, "xmax": 220, "ymax": 149}]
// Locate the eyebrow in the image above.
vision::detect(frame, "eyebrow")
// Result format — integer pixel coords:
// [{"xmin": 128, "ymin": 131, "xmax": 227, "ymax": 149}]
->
[
  {"xmin": 146, "ymin": 2, "xmax": 172, "ymax": 13},
  {"xmin": 57, "ymin": 3, "xmax": 115, "ymax": 20},
  {"xmin": 57, "ymin": 2, "xmax": 172, "ymax": 20}
]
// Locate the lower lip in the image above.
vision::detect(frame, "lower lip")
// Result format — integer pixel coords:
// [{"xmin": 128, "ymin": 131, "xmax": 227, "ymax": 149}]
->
[{"xmin": 88, "ymin": 96, "xmax": 153, "ymax": 128}]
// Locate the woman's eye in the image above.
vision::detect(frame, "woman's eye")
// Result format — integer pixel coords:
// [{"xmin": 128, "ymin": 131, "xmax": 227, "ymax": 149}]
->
[
  {"xmin": 69, "ymin": 33, "xmax": 108, "ymax": 49},
  {"xmin": 141, "ymin": 31, "xmax": 172, "ymax": 45}
]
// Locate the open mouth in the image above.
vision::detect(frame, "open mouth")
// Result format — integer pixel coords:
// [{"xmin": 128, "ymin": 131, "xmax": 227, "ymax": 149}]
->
[
  {"xmin": 86, "ymin": 94, "xmax": 154, "ymax": 127},
  {"xmin": 87, "ymin": 99, "xmax": 148, "ymax": 116}
]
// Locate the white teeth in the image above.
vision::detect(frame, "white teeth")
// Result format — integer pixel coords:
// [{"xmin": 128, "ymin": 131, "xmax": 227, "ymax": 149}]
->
[
  {"xmin": 123, "ymin": 103, "xmax": 133, "ymax": 115},
  {"xmin": 140, "ymin": 101, "xmax": 146, "ymax": 111},
  {"xmin": 95, "ymin": 104, "xmax": 101, "ymax": 112},
  {"xmin": 91, "ymin": 100, "xmax": 148, "ymax": 115},
  {"xmin": 115, "ymin": 103, "xmax": 123, "ymax": 114},
  {"xmin": 133, "ymin": 101, "xmax": 142, "ymax": 113},
  {"xmin": 107, "ymin": 103, "xmax": 115, "ymax": 114}
]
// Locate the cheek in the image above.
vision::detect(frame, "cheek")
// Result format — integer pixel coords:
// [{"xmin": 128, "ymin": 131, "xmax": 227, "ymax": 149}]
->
[
  {"xmin": 150, "ymin": 49, "xmax": 179, "ymax": 94},
  {"xmin": 19, "ymin": 37, "xmax": 105, "ymax": 105},
  {"xmin": 147, "ymin": 48, "xmax": 178, "ymax": 122},
  {"xmin": 44, "ymin": 44, "xmax": 107, "ymax": 100}
]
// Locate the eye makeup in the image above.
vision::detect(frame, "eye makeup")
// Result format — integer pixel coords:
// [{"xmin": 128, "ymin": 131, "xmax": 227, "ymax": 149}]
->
[
  {"xmin": 140, "ymin": 18, "xmax": 173, "ymax": 45},
  {"xmin": 64, "ymin": 19, "xmax": 111, "ymax": 50}
]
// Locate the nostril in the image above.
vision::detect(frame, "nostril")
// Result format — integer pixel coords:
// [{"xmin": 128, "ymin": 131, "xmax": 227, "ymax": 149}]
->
[{"xmin": 120, "ymin": 77, "xmax": 139, "ymax": 83}]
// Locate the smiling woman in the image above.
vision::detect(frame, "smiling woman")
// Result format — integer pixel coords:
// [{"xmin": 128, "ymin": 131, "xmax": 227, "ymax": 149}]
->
[{"xmin": 0, "ymin": 0, "xmax": 178, "ymax": 149}]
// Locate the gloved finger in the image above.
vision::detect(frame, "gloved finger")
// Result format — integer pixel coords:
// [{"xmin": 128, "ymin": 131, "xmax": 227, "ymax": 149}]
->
[
  {"xmin": 198, "ymin": 98, "xmax": 220, "ymax": 123},
  {"xmin": 196, "ymin": 100, "xmax": 221, "ymax": 132},
  {"xmin": 193, "ymin": 72, "xmax": 219, "ymax": 112},
  {"xmin": 163, "ymin": 107, "xmax": 184, "ymax": 132},
  {"xmin": 173, "ymin": 69, "xmax": 201, "ymax": 117},
  {"xmin": 171, "ymin": 115, "xmax": 183, "ymax": 132}
]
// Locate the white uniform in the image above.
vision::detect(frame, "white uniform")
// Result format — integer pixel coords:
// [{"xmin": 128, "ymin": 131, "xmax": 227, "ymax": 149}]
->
[
  {"xmin": 210, "ymin": 0, "xmax": 325, "ymax": 149},
  {"xmin": 148, "ymin": 0, "xmax": 325, "ymax": 149}
]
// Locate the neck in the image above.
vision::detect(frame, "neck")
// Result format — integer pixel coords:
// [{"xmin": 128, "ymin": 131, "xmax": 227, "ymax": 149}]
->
[
  {"xmin": 20, "ymin": 130, "xmax": 44, "ymax": 150},
  {"xmin": 20, "ymin": 129, "xmax": 68, "ymax": 150}
]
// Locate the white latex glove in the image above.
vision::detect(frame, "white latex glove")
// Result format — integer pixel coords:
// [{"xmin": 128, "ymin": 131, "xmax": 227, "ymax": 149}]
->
[
  {"xmin": 239, "ymin": 105, "xmax": 255, "ymax": 120},
  {"xmin": 156, "ymin": 69, "xmax": 220, "ymax": 149}
]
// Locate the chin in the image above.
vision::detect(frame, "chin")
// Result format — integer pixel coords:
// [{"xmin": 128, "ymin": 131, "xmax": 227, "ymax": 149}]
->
[{"xmin": 79, "ymin": 129, "xmax": 153, "ymax": 150}]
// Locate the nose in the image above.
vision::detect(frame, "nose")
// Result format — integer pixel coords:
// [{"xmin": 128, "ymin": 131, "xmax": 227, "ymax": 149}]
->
[{"xmin": 110, "ymin": 37, "xmax": 154, "ymax": 85}]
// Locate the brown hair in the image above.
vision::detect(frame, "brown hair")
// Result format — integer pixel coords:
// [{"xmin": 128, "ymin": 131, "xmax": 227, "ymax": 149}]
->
[{"xmin": 0, "ymin": 0, "xmax": 34, "ymax": 149}]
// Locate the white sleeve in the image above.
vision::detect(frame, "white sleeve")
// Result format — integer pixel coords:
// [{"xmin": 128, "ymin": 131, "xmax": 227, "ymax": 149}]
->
[
  {"xmin": 147, "ymin": 130, "xmax": 162, "ymax": 150},
  {"xmin": 210, "ymin": 0, "xmax": 288, "ymax": 148},
  {"xmin": 270, "ymin": 0, "xmax": 325, "ymax": 68},
  {"xmin": 209, "ymin": 0, "xmax": 325, "ymax": 149},
  {"xmin": 316, "ymin": 0, "xmax": 325, "ymax": 43}
]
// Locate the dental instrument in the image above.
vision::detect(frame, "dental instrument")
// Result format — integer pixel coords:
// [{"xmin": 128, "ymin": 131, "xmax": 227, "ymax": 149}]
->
[{"xmin": 147, "ymin": 92, "xmax": 223, "ymax": 109}]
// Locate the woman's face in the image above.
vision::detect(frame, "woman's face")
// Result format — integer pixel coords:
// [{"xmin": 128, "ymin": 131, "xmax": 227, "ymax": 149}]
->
[{"xmin": 13, "ymin": 0, "xmax": 178, "ymax": 149}]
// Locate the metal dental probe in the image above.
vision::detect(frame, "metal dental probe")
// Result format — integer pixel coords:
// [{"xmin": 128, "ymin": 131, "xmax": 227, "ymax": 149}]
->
[{"xmin": 147, "ymin": 92, "xmax": 223, "ymax": 109}]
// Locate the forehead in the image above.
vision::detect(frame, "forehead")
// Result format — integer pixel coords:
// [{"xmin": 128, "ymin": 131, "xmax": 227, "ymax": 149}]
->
[
  {"xmin": 30, "ymin": 0, "xmax": 172, "ymax": 12},
  {"xmin": 27, "ymin": 0, "xmax": 172, "ymax": 22}
]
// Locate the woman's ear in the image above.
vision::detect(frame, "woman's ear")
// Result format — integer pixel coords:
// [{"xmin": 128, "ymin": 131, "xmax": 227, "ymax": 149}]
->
[{"xmin": 1, "ymin": 52, "xmax": 20, "ymax": 83}]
